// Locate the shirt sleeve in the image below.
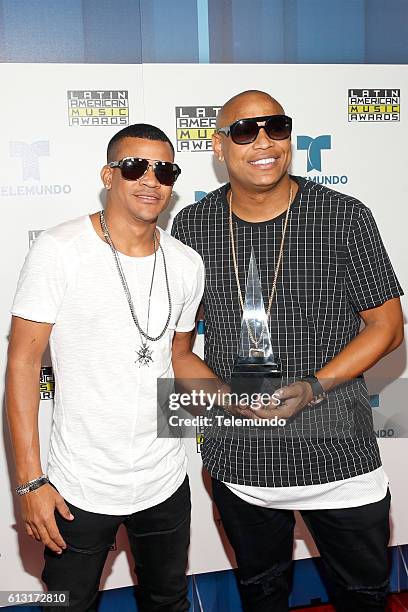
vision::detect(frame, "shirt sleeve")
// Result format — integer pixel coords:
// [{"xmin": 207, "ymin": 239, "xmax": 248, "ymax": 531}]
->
[
  {"xmin": 11, "ymin": 232, "xmax": 66, "ymax": 324},
  {"xmin": 171, "ymin": 215, "xmax": 182, "ymax": 241},
  {"xmin": 175, "ymin": 254, "xmax": 205, "ymax": 332},
  {"xmin": 345, "ymin": 205, "xmax": 403, "ymax": 312}
]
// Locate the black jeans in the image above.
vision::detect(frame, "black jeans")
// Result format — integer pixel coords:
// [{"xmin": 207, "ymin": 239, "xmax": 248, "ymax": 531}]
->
[
  {"xmin": 212, "ymin": 478, "xmax": 391, "ymax": 612},
  {"xmin": 42, "ymin": 476, "xmax": 191, "ymax": 612}
]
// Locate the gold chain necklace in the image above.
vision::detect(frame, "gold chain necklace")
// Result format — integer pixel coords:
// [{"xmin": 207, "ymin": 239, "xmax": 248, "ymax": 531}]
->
[{"xmin": 228, "ymin": 185, "xmax": 293, "ymax": 350}]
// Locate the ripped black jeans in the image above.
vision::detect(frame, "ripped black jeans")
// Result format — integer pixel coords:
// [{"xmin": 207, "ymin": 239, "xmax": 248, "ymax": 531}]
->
[
  {"xmin": 42, "ymin": 476, "xmax": 191, "ymax": 612},
  {"xmin": 212, "ymin": 479, "xmax": 390, "ymax": 612}
]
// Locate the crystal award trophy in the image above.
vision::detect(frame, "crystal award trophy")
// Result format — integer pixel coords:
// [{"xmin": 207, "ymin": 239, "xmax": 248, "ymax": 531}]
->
[{"xmin": 231, "ymin": 249, "xmax": 282, "ymax": 396}]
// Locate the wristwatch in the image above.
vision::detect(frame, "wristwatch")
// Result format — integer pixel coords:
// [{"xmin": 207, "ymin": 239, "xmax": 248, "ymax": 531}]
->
[{"xmin": 300, "ymin": 375, "xmax": 327, "ymax": 405}]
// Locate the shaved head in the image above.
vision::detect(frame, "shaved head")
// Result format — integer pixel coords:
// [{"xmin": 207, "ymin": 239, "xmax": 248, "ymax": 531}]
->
[
  {"xmin": 212, "ymin": 89, "xmax": 292, "ymax": 196},
  {"xmin": 216, "ymin": 90, "xmax": 285, "ymax": 129}
]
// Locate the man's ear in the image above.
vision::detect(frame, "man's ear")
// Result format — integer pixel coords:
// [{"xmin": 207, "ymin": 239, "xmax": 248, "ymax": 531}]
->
[
  {"xmin": 212, "ymin": 133, "xmax": 224, "ymax": 162},
  {"xmin": 100, "ymin": 165, "xmax": 112, "ymax": 190}
]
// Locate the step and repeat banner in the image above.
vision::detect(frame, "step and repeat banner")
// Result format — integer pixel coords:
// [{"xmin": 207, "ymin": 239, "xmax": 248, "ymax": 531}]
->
[{"xmin": 0, "ymin": 63, "xmax": 407, "ymax": 596}]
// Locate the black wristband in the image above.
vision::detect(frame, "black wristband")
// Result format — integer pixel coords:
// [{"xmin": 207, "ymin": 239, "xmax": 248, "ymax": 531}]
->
[{"xmin": 300, "ymin": 375, "xmax": 327, "ymax": 405}]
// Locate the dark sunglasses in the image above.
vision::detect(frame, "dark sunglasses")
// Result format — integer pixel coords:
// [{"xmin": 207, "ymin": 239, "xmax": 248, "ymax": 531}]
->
[
  {"xmin": 108, "ymin": 157, "xmax": 181, "ymax": 186},
  {"xmin": 217, "ymin": 114, "xmax": 292, "ymax": 145}
]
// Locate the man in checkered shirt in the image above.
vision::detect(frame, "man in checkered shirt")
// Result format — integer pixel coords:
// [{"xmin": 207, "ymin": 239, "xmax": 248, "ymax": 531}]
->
[{"xmin": 171, "ymin": 90, "xmax": 404, "ymax": 611}]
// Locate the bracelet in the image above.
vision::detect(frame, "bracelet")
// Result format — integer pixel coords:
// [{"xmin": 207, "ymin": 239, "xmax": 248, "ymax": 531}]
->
[{"xmin": 15, "ymin": 474, "xmax": 49, "ymax": 496}]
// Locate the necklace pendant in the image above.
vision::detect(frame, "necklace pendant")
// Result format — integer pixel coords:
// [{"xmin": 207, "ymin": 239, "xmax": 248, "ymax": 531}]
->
[
  {"xmin": 135, "ymin": 344, "xmax": 154, "ymax": 367},
  {"xmin": 249, "ymin": 347, "xmax": 265, "ymax": 358}
]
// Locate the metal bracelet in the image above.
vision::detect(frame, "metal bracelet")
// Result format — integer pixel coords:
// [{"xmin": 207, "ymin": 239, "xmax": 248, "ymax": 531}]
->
[{"xmin": 15, "ymin": 474, "xmax": 49, "ymax": 496}]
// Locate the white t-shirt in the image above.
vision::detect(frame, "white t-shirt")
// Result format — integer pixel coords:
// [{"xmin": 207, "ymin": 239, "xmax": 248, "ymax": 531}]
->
[
  {"xmin": 12, "ymin": 215, "xmax": 205, "ymax": 515},
  {"xmin": 225, "ymin": 466, "xmax": 389, "ymax": 510}
]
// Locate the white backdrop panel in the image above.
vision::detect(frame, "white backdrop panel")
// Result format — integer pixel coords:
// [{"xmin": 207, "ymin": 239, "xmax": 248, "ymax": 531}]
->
[{"xmin": 0, "ymin": 63, "xmax": 407, "ymax": 597}]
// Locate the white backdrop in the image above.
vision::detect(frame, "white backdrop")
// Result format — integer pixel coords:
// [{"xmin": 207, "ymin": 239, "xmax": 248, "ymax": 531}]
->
[{"xmin": 0, "ymin": 63, "xmax": 407, "ymax": 597}]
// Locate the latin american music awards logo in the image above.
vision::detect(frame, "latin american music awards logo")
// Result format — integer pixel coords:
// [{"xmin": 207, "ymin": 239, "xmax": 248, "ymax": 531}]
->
[
  {"xmin": 40, "ymin": 366, "xmax": 54, "ymax": 400},
  {"xmin": 196, "ymin": 426, "xmax": 204, "ymax": 453},
  {"xmin": 296, "ymin": 135, "xmax": 348, "ymax": 186},
  {"xmin": 67, "ymin": 90, "xmax": 129, "ymax": 127},
  {"xmin": 28, "ymin": 230, "xmax": 43, "ymax": 248},
  {"xmin": 175, "ymin": 106, "xmax": 221, "ymax": 152},
  {"xmin": 348, "ymin": 89, "xmax": 400, "ymax": 122},
  {"xmin": 1, "ymin": 140, "xmax": 72, "ymax": 198}
]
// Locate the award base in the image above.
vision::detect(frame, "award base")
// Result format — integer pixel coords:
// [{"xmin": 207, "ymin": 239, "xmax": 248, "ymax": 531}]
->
[{"xmin": 231, "ymin": 356, "xmax": 282, "ymax": 397}]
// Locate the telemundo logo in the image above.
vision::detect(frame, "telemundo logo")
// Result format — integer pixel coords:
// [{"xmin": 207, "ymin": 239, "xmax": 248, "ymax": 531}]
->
[
  {"xmin": 297, "ymin": 135, "xmax": 331, "ymax": 172},
  {"xmin": 10, "ymin": 141, "xmax": 50, "ymax": 181},
  {"xmin": 296, "ymin": 135, "xmax": 348, "ymax": 186},
  {"xmin": 1, "ymin": 140, "xmax": 72, "ymax": 197},
  {"xmin": 194, "ymin": 191, "xmax": 207, "ymax": 202},
  {"xmin": 28, "ymin": 230, "xmax": 43, "ymax": 248}
]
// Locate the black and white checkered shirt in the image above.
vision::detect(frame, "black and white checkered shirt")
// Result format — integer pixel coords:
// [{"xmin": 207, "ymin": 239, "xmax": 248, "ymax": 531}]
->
[{"xmin": 172, "ymin": 177, "xmax": 403, "ymax": 487}]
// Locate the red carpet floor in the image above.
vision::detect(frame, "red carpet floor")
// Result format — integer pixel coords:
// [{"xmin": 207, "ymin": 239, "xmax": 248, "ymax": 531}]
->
[{"xmin": 292, "ymin": 591, "xmax": 408, "ymax": 611}]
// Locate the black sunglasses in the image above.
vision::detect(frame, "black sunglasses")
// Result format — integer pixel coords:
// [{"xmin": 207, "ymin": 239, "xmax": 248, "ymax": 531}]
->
[
  {"xmin": 108, "ymin": 157, "xmax": 181, "ymax": 186},
  {"xmin": 217, "ymin": 114, "xmax": 292, "ymax": 145}
]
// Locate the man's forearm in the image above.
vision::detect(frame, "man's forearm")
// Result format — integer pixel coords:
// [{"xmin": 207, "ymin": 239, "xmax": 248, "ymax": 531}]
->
[
  {"xmin": 173, "ymin": 349, "xmax": 218, "ymax": 380},
  {"xmin": 317, "ymin": 319, "xmax": 403, "ymax": 391},
  {"xmin": 6, "ymin": 361, "xmax": 43, "ymax": 483},
  {"xmin": 171, "ymin": 347, "xmax": 230, "ymax": 410}
]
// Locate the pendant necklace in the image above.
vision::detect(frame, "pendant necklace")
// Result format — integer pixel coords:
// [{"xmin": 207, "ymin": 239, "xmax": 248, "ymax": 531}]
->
[
  {"xmin": 228, "ymin": 185, "xmax": 293, "ymax": 357},
  {"xmin": 99, "ymin": 210, "xmax": 172, "ymax": 366}
]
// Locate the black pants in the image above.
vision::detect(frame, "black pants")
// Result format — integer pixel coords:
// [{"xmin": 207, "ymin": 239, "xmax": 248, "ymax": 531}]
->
[
  {"xmin": 212, "ymin": 478, "xmax": 391, "ymax": 612},
  {"xmin": 42, "ymin": 476, "xmax": 191, "ymax": 612}
]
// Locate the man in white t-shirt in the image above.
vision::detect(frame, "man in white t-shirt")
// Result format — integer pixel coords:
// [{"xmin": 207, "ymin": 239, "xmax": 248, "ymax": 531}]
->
[{"xmin": 6, "ymin": 124, "xmax": 205, "ymax": 611}]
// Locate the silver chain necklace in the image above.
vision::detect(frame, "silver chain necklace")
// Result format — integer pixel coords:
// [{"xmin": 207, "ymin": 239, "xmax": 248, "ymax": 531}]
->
[{"xmin": 99, "ymin": 210, "xmax": 172, "ymax": 366}]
